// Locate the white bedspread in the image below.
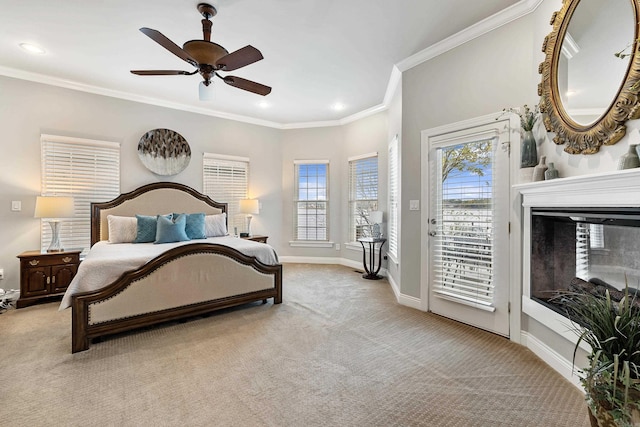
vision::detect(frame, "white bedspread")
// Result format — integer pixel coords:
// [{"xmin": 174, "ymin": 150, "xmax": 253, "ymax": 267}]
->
[{"xmin": 59, "ymin": 236, "xmax": 278, "ymax": 310}]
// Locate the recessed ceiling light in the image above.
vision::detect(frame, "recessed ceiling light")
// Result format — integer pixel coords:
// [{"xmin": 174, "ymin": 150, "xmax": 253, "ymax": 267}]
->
[
  {"xmin": 258, "ymin": 101, "xmax": 270, "ymax": 109},
  {"xmin": 566, "ymin": 90, "xmax": 576, "ymax": 97},
  {"xmin": 19, "ymin": 43, "xmax": 46, "ymax": 55},
  {"xmin": 331, "ymin": 102, "xmax": 346, "ymax": 111}
]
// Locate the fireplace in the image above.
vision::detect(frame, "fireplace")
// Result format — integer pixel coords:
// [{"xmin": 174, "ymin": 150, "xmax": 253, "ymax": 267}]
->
[
  {"xmin": 518, "ymin": 168, "xmax": 640, "ymax": 345},
  {"xmin": 530, "ymin": 207, "xmax": 640, "ymax": 316}
]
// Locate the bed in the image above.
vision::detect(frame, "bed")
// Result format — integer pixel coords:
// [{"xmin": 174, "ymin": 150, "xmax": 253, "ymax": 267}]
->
[{"xmin": 63, "ymin": 182, "xmax": 282, "ymax": 353}]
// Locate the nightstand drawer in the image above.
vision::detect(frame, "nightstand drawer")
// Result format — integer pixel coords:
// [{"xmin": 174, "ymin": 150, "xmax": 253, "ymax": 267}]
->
[{"xmin": 19, "ymin": 252, "xmax": 80, "ymax": 268}]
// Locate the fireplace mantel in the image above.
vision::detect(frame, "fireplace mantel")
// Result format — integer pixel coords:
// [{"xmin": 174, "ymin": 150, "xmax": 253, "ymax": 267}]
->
[
  {"xmin": 515, "ymin": 167, "xmax": 640, "ymax": 208},
  {"xmin": 516, "ymin": 167, "xmax": 640, "ymax": 346}
]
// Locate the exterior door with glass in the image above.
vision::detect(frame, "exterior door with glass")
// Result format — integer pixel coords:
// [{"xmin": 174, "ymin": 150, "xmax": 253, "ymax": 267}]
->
[{"xmin": 425, "ymin": 121, "xmax": 510, "ymax": 337}]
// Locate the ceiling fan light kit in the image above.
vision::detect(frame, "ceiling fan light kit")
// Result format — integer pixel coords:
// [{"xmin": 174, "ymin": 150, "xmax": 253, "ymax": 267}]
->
[
  {"xmin": 199, "ymin": 80, "xmax": 215, "ymax": 101},
  {"xmin": 131, "ymin": 3, "xmax": 271, "ymax": 99}
]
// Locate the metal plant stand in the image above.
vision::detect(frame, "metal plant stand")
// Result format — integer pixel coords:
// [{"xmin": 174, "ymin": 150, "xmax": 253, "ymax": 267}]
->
[{"xmin": 358, "ymin": 237, "xmax": 386, "ymax": 280}]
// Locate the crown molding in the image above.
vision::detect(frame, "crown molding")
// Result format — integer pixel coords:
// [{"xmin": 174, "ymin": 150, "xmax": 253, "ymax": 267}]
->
[
  {"xmin": 0, "ymin": 65, "xmax": 284, "ymax": 129},
  {"xmin": 0, "ymin": 0, "xmax": 542, "ymax": 130},
  {"xmin": 397, "ymin": 0, "xmax": 544, "ymax": 72}
]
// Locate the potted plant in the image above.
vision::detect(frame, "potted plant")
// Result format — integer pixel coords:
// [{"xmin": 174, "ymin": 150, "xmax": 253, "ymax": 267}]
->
[{"xmin": 555, "ymin": 286, "xmax": 640, "ymax": 426}]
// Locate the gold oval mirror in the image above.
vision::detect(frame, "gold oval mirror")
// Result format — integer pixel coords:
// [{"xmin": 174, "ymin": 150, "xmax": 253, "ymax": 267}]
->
[{"xmin": 539, "ymin": 0, "xmax": 640, "ymax": 154}]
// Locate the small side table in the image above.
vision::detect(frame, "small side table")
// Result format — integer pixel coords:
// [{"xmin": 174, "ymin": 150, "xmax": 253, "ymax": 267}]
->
[
  {"xmin": 358, "ymin": 237, "xmax": 386, "ymax": 280},
  {"xmin": 16, "ymin": 249, "xmax": 81, "ymax": 308}
]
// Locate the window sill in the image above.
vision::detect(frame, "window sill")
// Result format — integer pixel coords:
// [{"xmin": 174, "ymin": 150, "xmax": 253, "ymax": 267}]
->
[{"xmin": 289, "ymin": 241, "xmax": 334, "ymax": 248}]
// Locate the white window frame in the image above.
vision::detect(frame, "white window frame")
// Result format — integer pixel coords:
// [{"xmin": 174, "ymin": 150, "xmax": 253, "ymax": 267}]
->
[
  {"xmin": 348, "ymin": 152, "xmax": 378, "ymax": 243},
  {"xmin": 40, "ymin": 134, "xmax": 121, "ymax": 252},
  {"xmin": 388, "ymin": 136, "xmax": 399, "ymax": 261},
  {"xmin": 203, "ymin": 153, "xmax": 249, "ymax": 235},
  {"xmin": 291, "ymin": 160, "xmax": 331, "ymax": 246}
]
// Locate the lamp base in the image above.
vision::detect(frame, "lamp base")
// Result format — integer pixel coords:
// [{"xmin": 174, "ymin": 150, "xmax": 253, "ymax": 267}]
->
[
  {"xmin": 246, "ymin": 215, "xmax": 253, "ymax": 237},
  {"xmin": 46, "ymin": 221, "xmax": 64, "ymax": 252}
]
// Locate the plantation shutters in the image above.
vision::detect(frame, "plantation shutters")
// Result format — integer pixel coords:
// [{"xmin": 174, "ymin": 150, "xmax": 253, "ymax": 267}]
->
[
  {"xmin": 431, "ymin": 137, "xmax": 497, "ymax": 310},
  {"xmin": 203, "ymin": 153, "xmax": 249, "ymax": 233},
  {"xmin": 40, "ymin": 134, "xmax": 120, "ymax": 252},
  {"xmin": 388, "ymin": 136, "xmax": 399, "ymax": 259},
  {"xmin": 348, "ymin": 153, "xmax": 378, "ymax": 241}
]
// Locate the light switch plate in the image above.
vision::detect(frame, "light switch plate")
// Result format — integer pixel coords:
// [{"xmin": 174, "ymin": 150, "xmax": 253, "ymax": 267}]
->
[
  {"xmin": 11, "ymin": 201, "xmax": 21, "ymax": 212},
  {"xmin": 409, "ymin": 200, "xmax": 420, "ymax": 211}
]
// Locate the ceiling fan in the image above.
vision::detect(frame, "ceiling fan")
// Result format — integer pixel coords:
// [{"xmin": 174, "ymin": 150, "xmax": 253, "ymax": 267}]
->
[{"xmin": 131, "ymin": 3, "xmax": 271, "ymax": 100}]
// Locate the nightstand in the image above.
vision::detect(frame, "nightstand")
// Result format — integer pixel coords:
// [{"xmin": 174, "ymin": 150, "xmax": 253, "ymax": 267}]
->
[
  {"xmin": 16, "ymin": 249, "xmax": 81, "ymax": 308},
  {"xmin": 242, "ymin": 235, "xmax": 268, "ymax": 243}
]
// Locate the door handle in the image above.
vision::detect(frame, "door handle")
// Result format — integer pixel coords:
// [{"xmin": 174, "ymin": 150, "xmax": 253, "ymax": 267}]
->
[{"xmin": 429, "ymin": 231, "xmax": 436, "ymax": 237}]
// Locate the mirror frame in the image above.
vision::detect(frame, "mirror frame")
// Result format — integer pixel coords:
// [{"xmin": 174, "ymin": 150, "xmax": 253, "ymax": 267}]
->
[{"xmin": 538, "ymin": 0, "xmax": 640, "ymax": 154}]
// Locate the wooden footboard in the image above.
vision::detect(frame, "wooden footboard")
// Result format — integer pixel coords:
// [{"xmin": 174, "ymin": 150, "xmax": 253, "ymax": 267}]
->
[{"xmin": 71, "ymin": 243, "xmax": 282, "ymax": 353}]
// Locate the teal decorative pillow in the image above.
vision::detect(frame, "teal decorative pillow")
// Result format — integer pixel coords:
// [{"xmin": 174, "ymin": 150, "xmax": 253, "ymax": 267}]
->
[
  {"xmin": 174, "ymin": 212, "xmax": 206, "ymax": 239},
  {"xmin": 155, "ymin": 213, "xmax": 190, "ymax": 244},
  {"xmin": 134, "ymin": 214, "xmax": 169, "ymax": 243}
]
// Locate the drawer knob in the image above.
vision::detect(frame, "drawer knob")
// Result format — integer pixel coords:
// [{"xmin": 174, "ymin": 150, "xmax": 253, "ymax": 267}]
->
[
  {"xmin": 62, "ymin": 257, "xmax": 72, "ymax": 263},
  {"xmin": 29, "ymin": 260, "xmax": 40, "ymax": 266}
]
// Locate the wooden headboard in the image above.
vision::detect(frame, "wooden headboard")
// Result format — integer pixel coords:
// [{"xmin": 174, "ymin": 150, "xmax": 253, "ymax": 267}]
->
[{"xmin": 91, "ymin": 182, "xmax": 227, "ymax": 245}]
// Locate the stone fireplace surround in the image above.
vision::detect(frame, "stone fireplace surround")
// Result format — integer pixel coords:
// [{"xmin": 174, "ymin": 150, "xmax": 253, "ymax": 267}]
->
[{"xmin": 517, "ymin": 168, "xmax": 640, "ymax": 348}]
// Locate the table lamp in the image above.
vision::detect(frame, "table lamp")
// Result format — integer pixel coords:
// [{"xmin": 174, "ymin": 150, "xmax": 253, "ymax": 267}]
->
[
  {"xmin": 239, "ymin": 199, "xmax": 259, "ymax": 236},
  {"xmin": 34, "ymin": 196, "xmax": 75, "ymax": 252}
]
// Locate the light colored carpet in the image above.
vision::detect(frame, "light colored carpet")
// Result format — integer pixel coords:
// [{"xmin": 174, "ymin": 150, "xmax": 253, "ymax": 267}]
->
[{"xmin": 1, "ymin": 264, "xmax": 588, "ymax": 426}]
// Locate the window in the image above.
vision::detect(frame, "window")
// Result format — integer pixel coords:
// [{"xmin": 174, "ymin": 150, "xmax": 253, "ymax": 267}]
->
[
  {"xmin": 349, "ymin": 153, "xmax": 378, "ymax": 241},
  {"xmin": 388, "ymin": 136, "xmax": 399, "ymax": 259},
  {"xmin": 431, "ymin": 138, "xmax": 496, "ymax": 308},
  {"xmin": 203, "ymin": 153, "xmax": 249, "ymax": 234},
  {"xmin": 294, "ymin": 161, "xmax": 329, "ymax": 241},
  {"xmin": 40, "ymin": 134, "xmax": 120, "ymax": 252}
]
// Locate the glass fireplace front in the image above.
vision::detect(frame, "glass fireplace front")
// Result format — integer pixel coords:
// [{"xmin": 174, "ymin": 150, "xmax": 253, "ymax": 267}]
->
[{"xmin": 530, "ymin": 207, "xmax": 640, "ymax": 313}]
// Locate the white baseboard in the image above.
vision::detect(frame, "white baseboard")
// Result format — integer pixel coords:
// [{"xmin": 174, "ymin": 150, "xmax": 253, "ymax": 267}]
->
[
  {"xmin": 520, "ymin": 331, "xmax": 583, "ymax": 391},
  {"xmin": 279, "ymin": 256, "xmax": 343, "ymax": 265},
  {"xmin": 279, "ymin": 256, "xmax": 387, "ymax": 277},
  {"xmin": 385, "ymin": 271, "xmax": 424, "ymax": 310}
]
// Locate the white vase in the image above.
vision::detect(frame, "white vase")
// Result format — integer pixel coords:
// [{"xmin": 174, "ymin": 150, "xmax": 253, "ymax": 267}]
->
[{"xmin": 532, "ymin": 156, "xmax": 548, "ymax": 182}]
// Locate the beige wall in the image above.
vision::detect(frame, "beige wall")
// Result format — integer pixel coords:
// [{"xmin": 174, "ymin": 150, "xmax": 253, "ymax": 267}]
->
[
  {"xmin": 399, "ymin": 0, "xmax": 638, "ymax": 364},
  {"xmin": 279, "ymin": 111, "xmax": 389, "ymax": 264},
  {"xmin": 0, "ymin": 76, "xmax": 283, "ymax": 291},
  {"xmin": 0, "ymin": 75, "xmax": 389, "ymax": 293}
]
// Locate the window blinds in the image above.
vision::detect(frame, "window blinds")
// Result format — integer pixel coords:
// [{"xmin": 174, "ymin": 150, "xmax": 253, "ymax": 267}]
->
[
  {"xmin": 40, "ymin": 135, "xmax": 120, "ymax": 252},
  {"xmin": 294, "ymin": 161, "xmax": 329, "ymax": 241},
  {"xmin": 203, "ymin": 153, "xmax": 249, "ymax": 233},
  {"xmin": 576, "ymin": 222, "xmax": 590, "ymax": 280},
  {"xmin": 388, "ymin": 137, "xmax": 399, "ymax": 258},
  {"xmin": 432, "ymin": 139, "xmax": 495, "ymax": 309},
  {"xmin": 348, "ymin": 153, "xmax": 378, "ymax": 241}
]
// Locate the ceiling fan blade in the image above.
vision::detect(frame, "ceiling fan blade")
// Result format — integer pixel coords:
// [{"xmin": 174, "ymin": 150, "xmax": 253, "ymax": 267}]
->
[
  {"xmin": 215, "ymin": 45, "xmax": 263, "ymax": 71},
  {"xmin": 221, "ymin": 75, "xmax": 271, "ymax": 96},
  {"xmin": 139, "ymin": 27, "xmax": 198, "ymax": 67},
  {"xmin": 130, "ymin": 70, "xmax": 193, "ymax": 76}
]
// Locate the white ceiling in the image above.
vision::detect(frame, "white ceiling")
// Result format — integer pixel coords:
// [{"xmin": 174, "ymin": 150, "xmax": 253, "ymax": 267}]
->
[{"xmin": 0, "ymin": 0, "xmax": 520, "ymax": 127}]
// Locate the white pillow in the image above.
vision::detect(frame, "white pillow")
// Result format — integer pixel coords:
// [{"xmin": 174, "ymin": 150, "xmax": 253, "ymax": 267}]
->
[
  {"xmin": 205, "ymin": 213, "xmax": 227, "ymax": 237},
  {"xmin": 107, "ymin": 215, "xmax": 138, "ymax": 243}
]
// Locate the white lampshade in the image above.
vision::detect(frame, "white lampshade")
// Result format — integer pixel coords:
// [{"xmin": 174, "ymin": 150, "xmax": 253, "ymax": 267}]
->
[
  {"xmin": 34, "ymin": 196, "xmax": 75, "ymax": 218},
  {"xmin": 239, "ymin": 199, "xmax": 260, "ymax": 215},
  {"xmin": 369, "ymin": 210, "xmax": 383, "ymax": 224}
]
